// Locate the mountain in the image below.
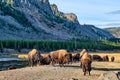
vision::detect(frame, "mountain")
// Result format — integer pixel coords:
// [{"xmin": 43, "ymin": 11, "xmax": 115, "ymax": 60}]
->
[
  {"xmin": 0, "ymin": 0, "xmax": 114, "ymax": 40},
  {"xmin": 105, "ymin": 27, "xmax": 120, "ymax": 38}
]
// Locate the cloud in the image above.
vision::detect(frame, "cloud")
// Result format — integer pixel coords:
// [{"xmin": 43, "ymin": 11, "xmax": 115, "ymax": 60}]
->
[{"xmin": 107, "ymin": 10, "xmax": 120, "ymax": 14}]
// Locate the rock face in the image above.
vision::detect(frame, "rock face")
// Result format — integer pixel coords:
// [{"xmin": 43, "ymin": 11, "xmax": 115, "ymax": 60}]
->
[
  {"xmin": 98, "ymin": 71, "xmax": 119, "ymax": 80},
  {"xmin": 105, "ymin": 27, "xmax": 120, "ymax": 38},
  {"xmin": 0, "ymin": 0, "xmax": 114, "ymax": 40}
]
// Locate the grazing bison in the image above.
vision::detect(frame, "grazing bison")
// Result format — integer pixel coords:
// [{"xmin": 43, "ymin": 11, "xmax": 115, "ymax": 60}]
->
[
  {"xmin": 28, "ymin": 49, "xmax": 42, "ymax": 67},
  {"xmin": 102, "ymin": 55, "xmax": 109, "ymax": 61},
  {"xmin": 80, "ymin": 49, "xmax": 92, "ymax": 76},
  {"xmin": 111, "ymin": 56, "xmax": 115, "ymax": 62},
  {"xmin": 49, "ymin": 49, "xmax": 71, "ymax": 67},
  {"xmin": 91, "ymin": 55, "xmax": 103, "ymax": 61},
  {"xmin": 72, "ymin": 53, "xmax": 80, "ymax": 62},
  {"xmin": 40, "ymin": 54, "xmax": 51, "ymax": 65}
]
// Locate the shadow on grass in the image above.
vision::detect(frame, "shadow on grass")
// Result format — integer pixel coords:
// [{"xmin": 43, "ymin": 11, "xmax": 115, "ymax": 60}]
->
[
  {"xmin": 92, "ymin": 67, "xmax": 120, "ymax": 71},
  {"xmin": 55, "ymin": 65, "xmax": 120, "ymax": 71},
  {"xmin": 50, "ymin": 63, "xmax": 120, "ymax": 71},
  {"xmin": 51, "ymin": 64, "xmax": 80, "ymax": 69},
  {"xmin": 65, "ymin": 65, "xmax": 80, "ymax": 68}
]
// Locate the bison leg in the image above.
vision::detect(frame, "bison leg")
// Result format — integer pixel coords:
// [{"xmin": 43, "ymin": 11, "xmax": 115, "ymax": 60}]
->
[
  {"xmin": 88, "ymin": 64, "xmax": 91, "ymax": 76},
  {"xmin": 51, "ymin": 59, "xmax": 56, "ymax": 67},
  {"xmin": 59, "ymin": 62, "xmax": 62, "ymax": 67},
  {"xmin": 28, "ymin": 58, "xmax": 31, "ymax": 66},
  {"xmin": 82, "ymin": 65, "xmax": 86, "ymax": 76},
  {"xmin": 30, "ymin": 59, "xmax": 34, "ymax": 67},
  {"xmin": 88, "ymin": 68, "xmax": 91, "ymax": 76},
  {"xmin": 88, "ymin": 71, "xmax": 91, "ymax": 76},
  {"xmin": 28, "ymin": 57, "xmax": 33, "ymax": 67},
  {"xmin": 80, "ymin": 62, "xmax": 82, "ymax": 68},
  {"xmin": 84, "ymin": 72, "xmax": 86, "ymax": 76},
  {"xmin": 28, "ymin": 56, "xmax": 32, "ymax": 67},
  {"xmin": 59, "ymin": 60, "xmax": 64, "ymax": 67},
  {"xmin": 52, "ymin": 61, "xmax": 56, "ymax": 66},
  {"xmin": 62, "ymin": 63, "xmax": 65, "ymax": 67}
]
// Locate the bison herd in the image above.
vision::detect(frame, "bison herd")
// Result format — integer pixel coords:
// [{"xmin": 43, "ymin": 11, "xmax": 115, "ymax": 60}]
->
[{"xmin": 28, "ymin": 49, "xmax": 115, "ymax": 76}]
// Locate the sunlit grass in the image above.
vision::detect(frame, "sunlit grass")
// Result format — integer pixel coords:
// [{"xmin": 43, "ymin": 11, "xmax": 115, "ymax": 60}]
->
[{"xmin": 18, "ymin": 54, "xmax": 28, "ymax": 59}]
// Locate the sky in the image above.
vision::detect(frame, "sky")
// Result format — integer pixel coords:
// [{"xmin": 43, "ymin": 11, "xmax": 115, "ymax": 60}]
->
[{"xmin": 49, "ymin": 0, "xmax": 120, "ymax": 28}]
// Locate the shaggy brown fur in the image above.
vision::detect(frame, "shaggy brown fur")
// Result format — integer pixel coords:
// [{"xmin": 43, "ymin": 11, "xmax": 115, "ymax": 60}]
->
[
  {"xmin": 81, "ymin": 59, "xmax": 92, "ymax": 76},
  {"xmin": 102, "ymin": 55, "xmax": 109, "ymax": 61},
  {"xmin": 65, "ymin": 53, "xmax": 72, "ymax": 64},
  {"xmin": 28, "ymin": 49, "xmax": 41, "ymax": 67},
  {"xmin": 40, "ymin": 54, "xmax": 51, "ymax": 65},
  {"xmin": 111, "ymin": 56, "xmax": 115, "ymax": 62},
  {"xmin": 91, "ymin": 55, "xmax": 103, "ymax": 61},
  {"xmin": 72, "ymin": 53, "xmax": 80, "ymax": 62},
  {"xmin": 49, "ymin": 49, "xmax": 71, "ymax": 67},
  {"xmin": 80, "ymin": 49, "xmax": 92, "ymax": 76}
]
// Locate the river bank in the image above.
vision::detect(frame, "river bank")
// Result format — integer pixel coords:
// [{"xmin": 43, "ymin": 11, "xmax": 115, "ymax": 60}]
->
[
  {"xmin": 0, "ymin": 62, "xmax": 120, "ymax": 80},
  {"xmin": 0, "ymin": 53, "xmax": 28, "ymax": 71}
]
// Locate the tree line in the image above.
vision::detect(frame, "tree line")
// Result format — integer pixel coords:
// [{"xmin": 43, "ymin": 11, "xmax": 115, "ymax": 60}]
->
[{"xmin": 0, "ymin": 40, "xmax": 120, "ymax": 52}]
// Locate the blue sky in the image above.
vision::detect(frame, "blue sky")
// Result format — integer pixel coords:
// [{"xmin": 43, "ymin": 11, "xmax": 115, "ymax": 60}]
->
[{"xmin": 49, "ymin": 0, "xmax": 120, "ymax": 28}]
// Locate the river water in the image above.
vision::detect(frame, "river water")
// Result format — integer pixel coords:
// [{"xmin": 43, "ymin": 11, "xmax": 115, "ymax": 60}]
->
[{"xmin": 0, "ymin": 53, "xmax": 28, "ymax": 71}]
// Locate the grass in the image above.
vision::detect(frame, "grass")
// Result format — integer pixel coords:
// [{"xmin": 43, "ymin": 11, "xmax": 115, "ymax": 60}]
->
[{"xmin": 18, "ymin": 54, "xmax": 28, "ymax": 59}]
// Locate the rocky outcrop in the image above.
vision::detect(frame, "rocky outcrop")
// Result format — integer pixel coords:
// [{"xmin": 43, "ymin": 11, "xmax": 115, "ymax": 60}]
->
[
  {"xmin": 98, "ymin": 71, "xmax": 119, "ymax": 80},
  {"xmin": 51, "ymin": 4, "xmax": 78, "ymax": 23},
  {"xmin": 0, "ymin": 0, "xmax": 114, "ymax": 40},
  {"xmin": 105, "ymin": 27, "xmax": 120, "ymax": 38},
  {"xmin": 63, "ymin": 13, "xmax": 78, "ymax": 22}
]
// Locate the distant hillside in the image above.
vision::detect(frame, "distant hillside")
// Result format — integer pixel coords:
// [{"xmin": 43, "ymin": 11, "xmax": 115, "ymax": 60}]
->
[
  {"xmin": 105, "ymin": 27, "xmax": 120, "ymax": 38},
  {"xmin": 0, "ymin": 0, "xmax": 114, "ymax": 40}
]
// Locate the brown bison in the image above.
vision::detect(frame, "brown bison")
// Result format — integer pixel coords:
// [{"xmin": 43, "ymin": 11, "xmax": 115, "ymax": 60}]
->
[
  {"xmin": 28, "ymin": 49, "xmax": 42, "ymax": 67},
  {"xmin": 111, "ymin": 56, "xmax": 115, "ymax": 62},
  {"xmin": 91, "ymin": 55, "xmax": 103, "ymax": 61},
  {"xmin": 65, "ymin": 53, "xmax": 72, "ymax": 64},
  {"xmin": 102, "ymin": 55, "xmax": 109, "ymax": 61},
  {"xmin": 72, "ymin": 53, "xmax": 80, "ymax": 62},
  {"xmin": 80, "ymin": 49, "xmax": 92, "ymax": 76},
  {"xmin": 49, "ymin": 49, "xmax": 71, "ymax": 67},
  {"xmin": 40, "ymin": 54, "xmax": 51, "ymax": 65}
]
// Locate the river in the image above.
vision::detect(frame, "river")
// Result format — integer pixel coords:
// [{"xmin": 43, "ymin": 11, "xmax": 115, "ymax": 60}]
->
[{"xmin": 0, "ymin": 53, "xmax": 28, "ymax": 71}]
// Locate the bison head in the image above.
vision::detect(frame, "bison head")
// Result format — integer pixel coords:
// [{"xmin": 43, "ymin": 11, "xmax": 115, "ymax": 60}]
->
[
  {"xmin": 63, "ymin": 54, "xmax": 71, "ymax": 63},
  {"xmin": 80, "ymin": 49, "xmax": 86, "ymax": 58}
]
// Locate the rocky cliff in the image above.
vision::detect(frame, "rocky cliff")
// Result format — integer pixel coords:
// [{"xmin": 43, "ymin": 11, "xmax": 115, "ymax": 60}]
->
[
  {"xmin": 105, "ymin": 27, "xmax": 120, "ymax": 38},
  {"xmin": 0, "ymin": 0, "xmax": 114, "ymax": 40}
]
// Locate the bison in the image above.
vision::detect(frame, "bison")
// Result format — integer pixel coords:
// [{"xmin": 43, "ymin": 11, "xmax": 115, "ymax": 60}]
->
[
  {"xmin": 28, "ymin": 49, "xmax": 42, "ymax": 67},
  {"xmin": 40, "ymin": 54, "xmax": 51, "ymax": 65},
  {"xmin": 72, "ymin": 53, "xmax": 80, "ymax": 62},
  {"xmin": 49, "ymin": 49, "xmax": 71, "ymax": 67},
  {"xmin": 102, "ymin": 55, "xmax": 109, "ymax": 61},
  {"xmin": 91, "ymin": 55, "xmax": 103, "ymax": 61},
  {"xmin": 111, "ymin": 56, "xmax": 115, "ymax": 62},
  {"xmin": 80, "ymin": 49, "xmax": 92, "ymax": 76}
]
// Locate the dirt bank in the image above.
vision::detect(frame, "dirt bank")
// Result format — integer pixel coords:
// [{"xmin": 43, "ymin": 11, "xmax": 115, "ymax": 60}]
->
[{"xmin": 0, "ymin": 62, "xmax": 120, "ymax": 80}]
